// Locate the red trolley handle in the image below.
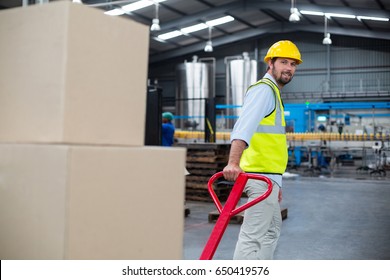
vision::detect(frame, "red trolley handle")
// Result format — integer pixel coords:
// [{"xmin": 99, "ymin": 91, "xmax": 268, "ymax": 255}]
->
[{"xmin": 208, "ymin": 171, "xmax": 273, "ymax": 216}]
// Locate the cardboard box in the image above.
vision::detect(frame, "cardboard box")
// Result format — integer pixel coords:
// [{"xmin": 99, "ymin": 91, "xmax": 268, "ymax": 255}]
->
[
  {"xmin": 0, "ymin": 144, "xmax": 186, "ymax": 259},
  {"xmin": 0, "ymin": 1, "xmax": 149, "ymax": 146}
]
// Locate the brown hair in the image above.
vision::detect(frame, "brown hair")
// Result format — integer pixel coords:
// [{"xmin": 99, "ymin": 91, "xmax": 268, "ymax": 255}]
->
[{"xmin": 266, "ymin": 57, "xmax": 277, "ymax": 71}]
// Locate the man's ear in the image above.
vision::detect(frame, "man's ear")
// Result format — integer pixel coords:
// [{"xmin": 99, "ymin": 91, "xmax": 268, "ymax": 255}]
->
[
  {"xmin": 269, "ymin": 58, "xmax": 275, "ymax": 67},
  {"xmin": 267, "ymin": 59, "xmax": 273, "ymax": 71}
]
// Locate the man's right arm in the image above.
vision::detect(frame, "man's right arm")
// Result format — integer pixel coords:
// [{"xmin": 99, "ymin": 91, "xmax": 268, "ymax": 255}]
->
[
  {"xmin": 222, "ymin": 139, "xmax": 247, "ymax": 181},
  {"xmin": 223, "ymin": 83, "xmax": 275, "ymax": 181}
]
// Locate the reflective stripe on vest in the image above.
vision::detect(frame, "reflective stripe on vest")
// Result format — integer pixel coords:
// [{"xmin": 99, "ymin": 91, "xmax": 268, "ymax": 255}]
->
[{"xmin": 239, "ymin": 78, "xmax": 288, "ymax": 175}]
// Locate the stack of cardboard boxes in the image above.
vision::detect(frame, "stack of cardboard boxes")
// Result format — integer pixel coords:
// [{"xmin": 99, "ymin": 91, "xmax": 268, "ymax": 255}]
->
[{"xmin": 0, "ymin": 2, "xmax": 186, "ymax": 260}]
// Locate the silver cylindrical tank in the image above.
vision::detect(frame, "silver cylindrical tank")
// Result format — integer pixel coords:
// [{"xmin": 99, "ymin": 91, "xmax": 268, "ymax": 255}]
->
[
  {"xmin": 176, "ymin": 56, "xmax": 215, "ymax": 131},
  {"xmin": 225, "ymin": 52, "xmax": 258, "ymax": 128}
]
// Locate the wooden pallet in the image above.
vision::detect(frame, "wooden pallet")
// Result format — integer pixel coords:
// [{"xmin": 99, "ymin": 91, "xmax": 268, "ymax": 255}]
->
[
  {"xmin": 186, "ymin": 180, "xmax": 234, "ymax": 202},
  {"xmin": 208, "ymin": 210, "xmax": 244, "ymax": 224},
  {"xmin": 208, "ymin": 208, "xmax": 288, "ymax": 224},
  {"xmin": 186, "ymin": 187, "xmax": 232, "ymax": 202},
  {"xmin": 177, "ymin": 143, "xmax": 232, "ymax": 202}
]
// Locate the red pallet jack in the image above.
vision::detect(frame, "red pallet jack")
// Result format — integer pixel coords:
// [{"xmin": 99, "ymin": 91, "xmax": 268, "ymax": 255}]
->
[{"xmin": 199, "ymin": 171, "xmax": 273, "ymax": 260}]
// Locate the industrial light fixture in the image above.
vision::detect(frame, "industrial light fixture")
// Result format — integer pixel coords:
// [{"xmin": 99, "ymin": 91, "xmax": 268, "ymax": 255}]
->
[
  {"xmin": 300, "ymin": 10, "xmax": 324, "ymax": 16},
  {"xmin": 150, "ymin": 2, "xmax": 161, "ymax": 31},
  {"xmin": 151, "ymin": 18, "xmax": 161, "ymax": 31},
  {"xmin": 180, "ymin": 16, "xmax": 234, "ymax": 34},
  {"xmin": 72, "ymin": 0, "xmax": 83, "ymax": 3},
  {"xmin": 204, "ymin": 41, "xmax": 213, "ymax": 52},
  {"xmin": 322, "ymin": 16, "xmax": 332, "ymax": 45},
  {"xmin": 123, "ymin": 0, "xmax": 163, "ymax": 13},
  {"xmin": 158, "ymin": 30, "xmax": 182, "ymax": 40},
  {"xmin": 181, "ymin": 23, "xmax": 208, "ymax": 34},
  {"xmin": 104, "ymin": 0, "xmax": 166, "ymax": 17},
  {"xmin": 104, "ymin": 9, "xmax": 124, "ymax": 16},
  {"xmin": 157, "ymin": 15, "xmax": 234, "ymax": 41},
  {"xmin": 206, "ymin": 15, "xmax": 234, "ymax": 26},
  {"xmin": 323, "ymin": 33, "xmax": 332, "ymax": 45},
  {"xmin": 301, "ymin": 10, "xmax": 388, "ymax": 22},
  {"xmin": 204, "ymin": 26, "xmax": 213, "ymax": 52},
  {"xmin": 357, "ymin": 15, "xmax": 389, "ymax": 22},
  {"xmin": 325, "ymin": 12, "xmax": 355, "ymax": 19},
  {"xmin": 289, "ymin": 0, "xmax": 300, "ymax": 22},
  {"xmin": 300, "ymin": 10, "xmax": 355, "ymax": 19}
]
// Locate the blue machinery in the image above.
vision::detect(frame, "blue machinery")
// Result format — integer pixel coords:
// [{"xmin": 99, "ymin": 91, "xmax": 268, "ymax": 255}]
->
[
  {"xmin": 283, "ymin": 101, "xmax": 390, "ymax": 133},
  {"xmin": 283, "ymin": 101, "xmax": 390, "ymax": 168},
  {"xmin": 215, "ymin": 101, "xmax": 390, "ymax": 133},
  {"xmin": 174, "ymin": 101, "xmax": 390, "ymax": 168},
  {"xmin": 174, "ymin": 101, "xmax": 390, "ymax": 141}
]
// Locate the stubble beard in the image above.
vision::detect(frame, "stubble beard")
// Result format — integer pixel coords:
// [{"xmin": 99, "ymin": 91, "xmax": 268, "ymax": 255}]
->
[{"xmin": 273, "ymin": 68, "xmax": 293, "ymax": 86}]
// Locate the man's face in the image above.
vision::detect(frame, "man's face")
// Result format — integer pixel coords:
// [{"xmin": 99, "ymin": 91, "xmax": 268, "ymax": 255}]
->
[{"xmin": 269, "ymin": 57, "xmax": 297, "ymax": 87}]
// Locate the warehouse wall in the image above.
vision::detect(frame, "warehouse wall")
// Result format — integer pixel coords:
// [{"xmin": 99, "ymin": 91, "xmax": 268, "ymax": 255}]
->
[{"xmin": 148, "ymin": 31, "xmax": 390, "ymax": 103}]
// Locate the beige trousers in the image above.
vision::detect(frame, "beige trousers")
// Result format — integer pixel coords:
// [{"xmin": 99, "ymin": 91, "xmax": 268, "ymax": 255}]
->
[{"xmin": 233, "ymin": 179, "xmax": 282, "ymax": 260}]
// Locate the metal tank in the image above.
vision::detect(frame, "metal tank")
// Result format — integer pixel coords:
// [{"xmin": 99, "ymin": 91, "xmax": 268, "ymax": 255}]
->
[
  {"xmin": 176, "ymin": 56, "xmax": 215, "ymax": 131},
  {"xmin": 225, "ymin": 52, "xmax": 258, "ymax": 128}
]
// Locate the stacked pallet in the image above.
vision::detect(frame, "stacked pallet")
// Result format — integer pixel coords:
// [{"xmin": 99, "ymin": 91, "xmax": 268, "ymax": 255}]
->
[{"xmin": 177, "ymin": 143, "xmax": 232, "ymax": 202}]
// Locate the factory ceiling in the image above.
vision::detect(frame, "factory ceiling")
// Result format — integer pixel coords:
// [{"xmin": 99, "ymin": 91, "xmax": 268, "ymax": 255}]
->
[{"xmin": 2, "ymin": 0, "xmax": 390, "ymax": 64}]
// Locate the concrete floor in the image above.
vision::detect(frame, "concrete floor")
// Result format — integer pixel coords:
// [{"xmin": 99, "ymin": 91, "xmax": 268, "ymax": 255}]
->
[{"xmin": 183, "ymin": 176, "xmax": 390, "ymax": 260}]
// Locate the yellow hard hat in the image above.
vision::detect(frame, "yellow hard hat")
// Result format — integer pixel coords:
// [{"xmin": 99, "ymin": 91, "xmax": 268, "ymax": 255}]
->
[{"xmin": 264, "ymin": 40, "xmax": 302, "ymax": 64}]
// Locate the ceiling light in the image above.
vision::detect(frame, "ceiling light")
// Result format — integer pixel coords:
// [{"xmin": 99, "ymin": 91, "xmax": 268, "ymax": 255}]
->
[
  {"xmin": 72, "ymin": 0, "xmax": 83, "ymax": 3},
  {"xmin": 122, "ymin": 0, "xmax": 155, "ymax": 13},
  {"xmin": 206, "ymin": 15, "xmax": 234, "ymax": 27},
  {"xmin": 158, "ymin": 30, "xmax": 183, "ymax": 40},
  {"xmin": 357, "ymin": 16, "xmax": 389, "ymax": 22},
  {"xmin": 105, "ymin": 0, "xmax": 166, "ymax": 15},
  {"xmin": 204, "ymin": 26, "xmax": 213, "ymax": 52},
  {"xmin": 289, "ymin": 0, "xmax": 300, "ymax": 22},
  {"xmin": 150, "ymin": 3, "xmax": 161, "ymax": 31},
  {"xmin": 181, "ymin": 23, "xmax": 208, "ymax": 34},
  {"xmin": 325, "ymin": 12, "xmax": 355, "ymax": 19},
  {"xmin": 151, "ymin": 18, "xmax": 161, "ymax": 31},
  {"xmin": 301, "ymin": 10, "xmax": 354, "ymax": 19},
  {"xmin": 322, "ymin": 16, "xmax": 332, "ymax": 45},
  {"xmin": 204, "ymin": 40, "xmax": 213, "ymax": 52},
  {"xmin": 300, "ymin": 10, "xmax": 388, "ymax": 22},
  {"xmin": 300, "ymin": 10, "xmax": 324, "ymax": 16},
  {"xmin": 322, "ymin": 33, "xmax": 332, "ymax": 45},
  {"xmin": 157, "ymin": 15, "xmax": 234, "ymax": 41},
  {"xmin": 104, "ymin": 8, "xmax": 125, "ymax": 16},
  {"xmin": 289, "ymin": 8, "xmax": 300, "ymax": 22}
]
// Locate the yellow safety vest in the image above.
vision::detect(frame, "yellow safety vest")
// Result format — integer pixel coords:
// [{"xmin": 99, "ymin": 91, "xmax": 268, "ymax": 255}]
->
[{"xmin": 239, "ymin": 78, "xmax": 288, "ymax": 175}]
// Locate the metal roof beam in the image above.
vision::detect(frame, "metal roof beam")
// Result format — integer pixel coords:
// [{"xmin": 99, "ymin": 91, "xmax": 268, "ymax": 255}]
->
[
  {"xmin": 159, "ymin": 2, "xmax": 390, "ymax": 31},
  {"xmin": 149, "ymin": 22, "xmax": 390, "ymax": 64}
]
